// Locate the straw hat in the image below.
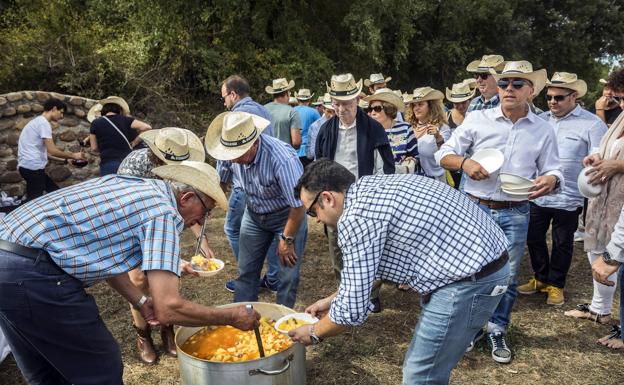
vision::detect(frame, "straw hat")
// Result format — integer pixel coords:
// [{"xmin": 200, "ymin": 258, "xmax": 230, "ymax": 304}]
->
[
  {"xmin": 205, "ymin": 111, "xmax": 270, "ymax": 161},
  {"xmin": 87, "ymin": 96, "xmax": 130, "ymax": 123},
  {"xmin": 363, "ymin": 88, "xmax": 405, "ymax": 112},
  {"xmin": 545, "ymin": 72, "xmax": 587, "ymax": 98},
  {"xmin": 86, "ymin": 103, "xmax": 102, "ymax": 123},
  {"xmin": 295, "ymin": 88, "xmax": 314, "ymax": 100},
  {"xmin": 152, "ymin": 161, "xmax": 227, "ymax": 210},
  {"xmin": 140, "ymin": 127, "xmax": 205, "ymax": 164},
  {"xmin": 409, "ymin": 87, "xmax": 445, "ymax": 103},
  {"xmin": 466, "ymin": 55, "xmax": 506, "ymax": 74},
  {"xmin": 463, "ymin": 78, "xmax": 478, "ymax": 91},
  {"xmin": 599, "ymin": 78, "xmax": 608, "ymax": 85},
  {"xmin": 402, "ymin": 93, "xmax": 412, "ymax": 105},
  {"xmin": 265, "ymin": 78, "xmax": 295, "ymax": 94},
  {"xmin": 322, "ymin": 93, "xmax": 335, "ymax": 110},
  {"xmin": 327, "ymin": 73, "xmax": 363, "ymax": 101},
  {"xmin": 493, "ymin": 61, "xmax": 547, "ymax": 97},
  {"xmin": 288, "ymin": 96, "xmax": 297, "ymax": 105},
  {"xmin": 446, "ymin": 82, "xmax": 477, "ymax": 103},
  {"xmin": 364, "ymin": 73, "xmax": 392, "ymax": 87},
  {"xmin": 312, "ymin": 95, "xmax": 324, "ymax": 106}
]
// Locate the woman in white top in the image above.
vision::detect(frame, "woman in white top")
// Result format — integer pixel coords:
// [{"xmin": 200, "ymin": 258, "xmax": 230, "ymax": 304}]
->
[{"xmin": 405, "ymin": 87, "xmax": 451, "ymax": 183}]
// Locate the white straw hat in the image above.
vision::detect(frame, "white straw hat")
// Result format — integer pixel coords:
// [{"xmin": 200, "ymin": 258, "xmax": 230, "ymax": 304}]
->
[
  {"xmin": 204, "ymin": 111, "xmax": 270, "ymax": 161},
  {"xmin": 327, "ymin": 73, "xmax": 363, "ymax": 101},
  {"xmin": 265, "ymin": 78, "xmax": 295, "ymax": 94},
  {"xmin": 493, "ymin": 60, "xmax": 548, "ymax": 97},
  {"xmin": 409, "ymin": 87, "xmax": 445, "ymax": 103},
  {"xmin": 364, "ymin": 73, "xmax": 392, "ymax": 87},
  {"xmin": 363, "ymin": 88, "xmax": 405, "ymax": 112},
  {"xmin": 295, "ymin": 88, "xmax": 314, "ymax": 100},
  {"xmin": 466, "ymin": 55, "xmax": 506, "ymax": 74},
  {"xmin": 445, "ymin": 82, "xmax": 476, "ymax": 103},
  {"xmin": 140, "ymin": 127, "xmax": 205, "ymax": 164},
  {"xmin": 546, "ymin": 72, "xmax": 587, "ymax": 98},
  {"xmin": 87, "ymin": 96, "xmax": 130, "ymax": 122}
]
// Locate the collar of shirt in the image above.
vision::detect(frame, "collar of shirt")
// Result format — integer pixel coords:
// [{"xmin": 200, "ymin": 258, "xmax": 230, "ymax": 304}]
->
[
  {"xmin": 492, "ymin": 103, "xmax": 538, "ymax": 124},
  {"xmin": 545, "ymin": 104, "xmax": 582, "ymax": 121},
  {"xmin": 481, "ymin": 94, "xmax": 500, "ymax": 105},
  {"xmin": 339, "ymin": 119, "xmax": 357, "ymax": 130}
]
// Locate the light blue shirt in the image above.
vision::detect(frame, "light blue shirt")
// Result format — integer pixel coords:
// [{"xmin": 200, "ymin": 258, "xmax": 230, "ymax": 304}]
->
[
  {"xmin": 534, "ymin": 105, "xmax": 607, "ymax": 210},
  {"xmin": 435, "ymin": 105, "xmax": 564, "ymax": 201},
  {"xmin": 294, "ymin": 105, "xmax": 321, "ymax": 158},
  {"xmin": 306, "ymin": 115, "xmax": 329, "ymax": 159}
]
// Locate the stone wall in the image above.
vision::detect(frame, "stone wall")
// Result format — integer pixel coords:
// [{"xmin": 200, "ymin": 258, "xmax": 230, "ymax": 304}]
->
[{"xmin": 0, "ymin": 91, "xmax": 100, "ymax": 198}]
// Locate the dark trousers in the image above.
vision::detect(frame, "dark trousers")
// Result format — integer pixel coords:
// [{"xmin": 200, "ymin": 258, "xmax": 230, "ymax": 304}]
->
[
  {"xmin": 0, "ymin": 250, "xmax": 123, "ymax": 385},
  {"xmin": 18, "ymin": 167, "xmax": 59, "ymax": 203},
  {"xmin": 526, "ymin": 203, "xmax": 581, "ymax": 288}
]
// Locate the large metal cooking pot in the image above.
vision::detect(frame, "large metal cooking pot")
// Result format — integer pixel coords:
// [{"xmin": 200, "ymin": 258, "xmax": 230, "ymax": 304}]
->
[{"xmin": 176, "ymin": 302, "xmax": 306, "ymax": 385}]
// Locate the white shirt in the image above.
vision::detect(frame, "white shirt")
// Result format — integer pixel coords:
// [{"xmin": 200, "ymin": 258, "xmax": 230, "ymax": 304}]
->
[
  {"xmin": 335, "ymin": 120, "xmax": 359, "ymax": 178},
  {"xmin": 417, "ymin": 124, "xmax": 451, "ymax": 177},
  {"xmin": 435, "ymin": 105, "xmax": 564, "ymax": 201},
  {"xmin": 17, "ymin": 116, "xmax": 52, "ymax": 170},
  {"xmin": 607, "ymin": 205, "xmax": 624, "ymax": 263}
]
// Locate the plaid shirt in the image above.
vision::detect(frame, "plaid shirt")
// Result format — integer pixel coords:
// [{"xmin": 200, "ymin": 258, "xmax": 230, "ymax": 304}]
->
[
  {"xmin": 329, "ymin": 174, "xmax": 508, "ymax": 326},
  {"xmin": 467, "ymin": 94, "xmax": 500, "ymax": 113},
  {"xmin": 0, "ymin": 175, "xmax": 184, "ymax": 285}
]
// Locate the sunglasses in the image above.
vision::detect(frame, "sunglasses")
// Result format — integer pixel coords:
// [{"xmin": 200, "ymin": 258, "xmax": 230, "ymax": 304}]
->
[
  {"xmin": 497, "ymin": 79, "xmax": 529, "ymax": 90},
  {"xmin": 305, "ymin": 191, "xmax": 323, "ymax": 218},
  {"xmin": 191, "ymin": 187, "xmax": 211, "ymax": 215},
  {"xmin": 367, "ymin": 105, "xmax": 385, "ymax": 113},
  {"xmin": 474, "ymin": 73, "xmax": 491, "ymax": 80},
  {"xmin": 613, "ymin": 96, "xmax": 624, "ymax": 103},
  {"xmin": 545, "ymin": 92, "xmax": 574, "ymax": 102}
]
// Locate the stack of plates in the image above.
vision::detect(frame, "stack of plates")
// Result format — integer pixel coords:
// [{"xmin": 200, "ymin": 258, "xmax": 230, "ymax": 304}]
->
[{"xmin": 500, "ymin": 173, "xmax": 534, "ymax": 199}]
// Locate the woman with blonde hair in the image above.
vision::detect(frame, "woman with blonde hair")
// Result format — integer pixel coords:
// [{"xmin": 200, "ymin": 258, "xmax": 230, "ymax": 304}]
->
[{"xmin": 405, "ymin": 87, "xmax": 451, "ymax": 182}]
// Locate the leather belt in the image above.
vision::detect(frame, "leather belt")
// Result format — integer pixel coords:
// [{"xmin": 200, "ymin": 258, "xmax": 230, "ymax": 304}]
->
[
  {"xmin": 467, "ymin": 194, "xmax": 527, "ymax": 210},
  {"xmin": 0, "ymin": 239, "xmax": 52, "ymax": 262},
  {"xmin": 460, "ymin": 251, "xmax": 509, "ymax": 283}
]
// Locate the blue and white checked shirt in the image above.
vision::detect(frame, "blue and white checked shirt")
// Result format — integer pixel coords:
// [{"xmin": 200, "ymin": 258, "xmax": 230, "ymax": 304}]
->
[
  {"xmin": 467, "ymin": 94, "xmax": 500, "ymax": 113},
  {"xmin": 218, "ymin": 135, "xmax": 303, "ymax": 214},
  {"xmin": 329, "ymin": 174, "xmax": 509, "ymax": 326},
  {"xmin": 0, "ymin": 175, "xmax": 184, "ymax": 285}
]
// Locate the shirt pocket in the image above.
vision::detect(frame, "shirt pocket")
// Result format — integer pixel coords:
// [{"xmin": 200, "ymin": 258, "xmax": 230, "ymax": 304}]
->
[
  {"xmin": 558, "ymin": 135, "xmax": 586, "ymax": 160},
  {"xmin": 258, "ymin": 175, "xmax": 281, "ymax": 199}
]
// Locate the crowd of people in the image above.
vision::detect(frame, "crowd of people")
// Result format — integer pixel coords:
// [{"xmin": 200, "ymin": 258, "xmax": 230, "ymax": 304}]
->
[{"xmin": 1, "ymin": 53, "xmax": 624, "ymax": 385}]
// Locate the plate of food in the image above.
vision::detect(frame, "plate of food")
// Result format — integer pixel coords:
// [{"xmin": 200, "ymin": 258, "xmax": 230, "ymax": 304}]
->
[
  {"xmin": 274, "ymin": 313, "xmax": 319, "ymax": 335},
  {"xmin": 190, "ymin": 255, "xmax": 224, "ymax": 277}
]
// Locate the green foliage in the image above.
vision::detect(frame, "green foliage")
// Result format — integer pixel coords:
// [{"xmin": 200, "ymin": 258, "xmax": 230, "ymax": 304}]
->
[{"xmin": 1, "ymin": 0, "xmax": 623, "ymax": 129}]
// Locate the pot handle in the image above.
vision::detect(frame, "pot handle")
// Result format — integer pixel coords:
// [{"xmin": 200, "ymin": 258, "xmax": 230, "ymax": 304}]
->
[{"xmin": 248, "ymin": 354, "xmax": 293, "ymax": 376}]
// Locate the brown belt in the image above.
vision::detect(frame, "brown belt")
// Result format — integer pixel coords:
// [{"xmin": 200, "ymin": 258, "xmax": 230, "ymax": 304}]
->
[{"xmin": 467, "ymin": 194, "xmax": 527, "ymax": 210}]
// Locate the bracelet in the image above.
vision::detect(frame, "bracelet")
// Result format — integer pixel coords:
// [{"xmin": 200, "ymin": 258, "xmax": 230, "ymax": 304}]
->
[
  {"xmin": 459, "ymin": 157, "xmax": 467, "ymax": 171},
  {"xmin": 133, "ymin": 295, "xmax": 148, "ymax": 310}
]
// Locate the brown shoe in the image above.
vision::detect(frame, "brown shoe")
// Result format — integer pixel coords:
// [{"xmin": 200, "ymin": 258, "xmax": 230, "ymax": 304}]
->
[
  {"xmin": 161, "ymin": 325, "xmax": 178, "ymax": 357},
  {"xmin": 134, "ymin": 325, "xmax": 158, "ymax": 365}
]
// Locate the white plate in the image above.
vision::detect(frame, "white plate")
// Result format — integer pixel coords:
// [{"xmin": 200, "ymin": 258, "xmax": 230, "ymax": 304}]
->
[
  {"xmin": 577, "ymin": 166, "xmax": 603, "ymax": 198},
  {"xmin": 500, "ymin": 183, "xmax": 532, "ymax": 192},
  {"xmin": 500, "ymin": 172, "xmax": 534, "ymax": 189},
  {"xmin": 191, "ymin": 258, "xmax": 225, "ymax": 277},
  {"xmin": 274, "ymin": 313, "xmax": 319, "ymax": 335},
  {"xmin": 471, "ymin": 149, "xmax": 504, "ymax": 174},
  {"xmin": 501, "ymin": 188, "xmax": 532, "ymax": 199}
]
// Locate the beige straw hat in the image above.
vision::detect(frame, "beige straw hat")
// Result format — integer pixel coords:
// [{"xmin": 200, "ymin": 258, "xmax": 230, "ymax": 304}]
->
[
  {"xmin": 204, "ymin": 111, "xmax": 270, "ymax": 161},
  {"xmin": 545, "ymin": 72, "xmax": 587, "ymax": 98},
  {"xmin": 86, "ymin": 103, "xmax": 103, "ymax": 123},
  {"xmin": 152, "ymin": 161, "xmax": 227, "ymax": 210},
  {"xmin": 140, "ymin": 127, "xmax": 205, "ymax": 164},
  {"xmin": 364, "ymin": 73, "xmax": 392, "ymax": 87},
  {"xmin": 87, "ymin": 96, "xmax": 130, "ymax": 122},
  {"xmin": 599, "ymin": 78, "xmax": 608, "ymax": 85},
  {"xmin": 409, "ymin": 87, "xmax": 445, "ymax": 103},
  {"xmin": 466, "ymin": 55, "xmax": 506, "ymax": 74},
  {"xmin": 463, "ymin": 78, "xmax": 478, "ymax": 91},
  {"xmin": 493, "ymin": 61, "xmax": 548, "ymax": 97},
  {"xmin": 327, "ymin": 73, "xmax": 363, "ymax": 101},
  {"xmin": 363, "ymin": 88, "xmax": 405, "ymax": 112},
  {"xmin": 312, "ymin": 95, "xmax": 324, "ymax": 106},
  {"xmin": 295, "ymin": 88, "xmax": 314, "ymax": 100},
  {"xmin": 322, "ymin": 93, "xmax": 335, "ymax": 110},
  {"xmin": 265, "ymin": 78, "xmax": 295, "ymax": 94},
  {"xmin": 445, "ymin": 82, "xmax": 477, "ymax": 103}
]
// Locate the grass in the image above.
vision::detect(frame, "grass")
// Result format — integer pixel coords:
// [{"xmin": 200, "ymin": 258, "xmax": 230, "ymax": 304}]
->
[{"xmin": 1, "ymin": 209, "xmax": 622, "ymax": 384}]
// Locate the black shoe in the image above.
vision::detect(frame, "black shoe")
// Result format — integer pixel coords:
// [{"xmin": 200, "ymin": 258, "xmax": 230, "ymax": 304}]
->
[
  {"xmin": 465, "ymin": 328, "xmax": 485, "ymax": 352},
  {"xmin": 259, "ymin": 275, "xmax": 279, "ymax": 292},
  {"xmin": 370, "ymin": 297, "xmax": 382, "ymax": 313}
]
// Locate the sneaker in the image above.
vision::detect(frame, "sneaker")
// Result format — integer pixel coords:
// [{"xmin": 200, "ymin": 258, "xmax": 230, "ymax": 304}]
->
[
  {"xmin": 465, "ymin": 328, "xmax": 485, "ymax": 353},
  {"xmin": 574, "ymin": 230, "xmax": 584, "ymax": 242},
  {"xmin": 487, "ymin": 332, "xmax": 512, "ymax": 364},
  {"xmin": 517, "ymin": 278, "xmax": 547, "ymax": 295},
  {"xmin": 543, "ymin": 285, "xmax": 565, "ymax": 306},
  {"xmin": 225, "ymin": 280, "xmax": 235, "ymax": 293},
  {"xmin": 259, "ymin": 275, "xmax": 279, "ymax": 292}
]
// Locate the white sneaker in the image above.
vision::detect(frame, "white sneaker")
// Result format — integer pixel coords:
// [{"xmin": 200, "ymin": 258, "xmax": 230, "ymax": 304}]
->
[{"xmin": 573, "ymin": 231, "xmax": 584, "ymax": 242}]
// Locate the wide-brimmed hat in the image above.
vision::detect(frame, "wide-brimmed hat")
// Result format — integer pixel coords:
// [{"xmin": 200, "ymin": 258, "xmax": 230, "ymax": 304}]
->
[
  {"xmin": 364, "ymin": 73, "xmax": 392, "ymax": 87},
  {"xmin": 327, "ymin": 73, "xmax": 363, "ymax": 101},
  {"xmin": 295, "ymin": 88, "xmax": 314, "ymax": 100},
  {"xmin": 265, "ymin": 78, "xmax": 295, "ymax": 94},
  {"xmin": 86, "ymin": 103, "xmax": 103, "ymax": 123},
  {"xmin": 140, "ymin": 127, "xmax": 205, "ymax": 165},
  {"xmin": 87, "ymin": 96, "xmax": 130, "ymax": 122},
  {"xmin": 466, "ymin": 55, "xmax": 506, "ymax": 74},
  {"xmin": 363, "ymin": 88, "xmax": 405, "ymax": 113},
  {"xmin": 322, "ymin": 93, "xmax": 335, "ymax": 110},
  {"xmin": 446, "ymin": 82, "xmax": 477, "ymax": 103},
  {"xmin": 493, "ymin": 61, "xmax": 547, "ymax": 97},
  {"xmin": 152, "ymin": 161, "xmax": 227, "ymax": 210},
  {"xmin": 312, "ymin": 95, "xmax": 323, "ymax": 106},
  {"xmin": 205, "ymin": 111, "xmax": 270, "ymax": 161},
  {"xmin": 463, "ymin": 78, "xmax": 478, "ymax": 91},
  {"xmin": 409, "ymin": 87, "xmax": 445, "ymax": 103},
  {"xmin": 546, "ymin": 72, "xmax": 587, "ymax": 98}
]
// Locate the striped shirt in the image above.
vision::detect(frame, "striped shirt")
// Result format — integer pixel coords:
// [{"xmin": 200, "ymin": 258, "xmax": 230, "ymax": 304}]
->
[
  {"xmin": 218, "ymin": 135, "xmax": 303, "ymax": 214},
  {"xmin": 467, "ymin": 94, "xmax": 500, "ymax": 113},
  {"xmin": 0, "ymin": 175, "xmax": 183, "ymax": 285},
  {"xmin": 306, "ymin": 115, "xmax": 329, "ymax": 160},
  {"xmin": 329, "ymin": 174, "xmax": 508, "ymax": 326},
  {"xmin": 385, "ymin": 120, "xmax": 418, "ymax": 163}
]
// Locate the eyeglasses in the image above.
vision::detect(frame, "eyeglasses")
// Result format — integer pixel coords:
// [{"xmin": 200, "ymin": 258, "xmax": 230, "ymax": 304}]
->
[
  {"xmin": 367, "ymin": 105, "xmax": 385, "ymax": 113},
  {"xmin": 497, "ymin": 79, "xmax": 528, "ymax": 90},
  {"xmin": 613, "ymin": 96, "xmax": 624, "ymax": 103},
  {"xmin": 220, "ymin": 91, "xmax": 232, "ymax": 102},
  {"xmin": 305, "ymin": 191, "xmax": 323, "ymax": 218},
  {"xmin": 474, "ymin": 73, "xmax": 490, "ymax": 80},
  {"xmin": 191, "ymin": 187, "xmax": 212, "ymax": 215},
  {"xmin": 545, "ymin": 92, "xmax": 574, "ymax": 102}
]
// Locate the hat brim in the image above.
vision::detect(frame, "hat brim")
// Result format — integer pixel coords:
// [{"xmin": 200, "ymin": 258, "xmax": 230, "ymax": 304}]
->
[
  {"xmin": 265, "ymin": 80, "xmax": 295, "ymax": 94},
  {"xmin": 445, "ymin": 87, "xmax": 476, "ymax": 103},
  {"xmin": 98, "ymin": 96, "xmax": 130, "ymax": 115},
  {"xmin": 545, "ymin": 80, "xmax": 587, "ymax": 98},
  {"xmin": 363, "ymin": 92, "xmax": 405, "ymax": 112},
  {"xmin": 493, "ymin": 69, "xmax": 548, "ymax": 97},
  {"xmin": 364, "ymin": 76, "xmax": 392, "ymax": 87},
  {"xmin": 330, "ymin": 79, "xmax": 364, "ymax": 101},
  {"xmin": 87, "ymin": 103, "xmax": 102, "ymax": 123},
  {"xmin": 296, "ymin": 93, "xmax": 315, "ymax": 100},
  {"xmin": 140, "ymin": 128, "xmax": 206, "ymax": 165},
  {"xmin": 151, "ymin": 161, "xmax": 227, "ymax": 210},
  {"xmin": 466, "ymin": 60, "xmax": 505, "ymax": 74},
  {"xmin": 409, "ymin": 89, "xmax": 445, "ymax": 103},
  {"xmin": 204, "ymin": 112, "xmax": 270, "ymax": 161}
]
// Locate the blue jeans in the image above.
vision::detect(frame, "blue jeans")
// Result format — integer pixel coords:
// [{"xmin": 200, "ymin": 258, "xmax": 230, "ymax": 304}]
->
[
  {"xmin": 234, "ymin": 207, "xmax": 307, "ymax": 308},
  {"xmin": 99, "ymin": 160, "xmax": 122, "ymax": 176},
  {"xmin": 476, "ymin": 202, "xmax": 530, "ymax": 333},
  {"xmin": 223, "ymin": 187, "xmax": 280, "ymax": 283},
  {"xmin": 620, "ymin": 267, "xmax": 624, "ymax": 340},
  {"xmin": 403, "ymin": 262, "xmax": 510, "ymax": 384},
  {"xmin": 0, "ymin": 250, "xmax": 123, "ymax": 385}
]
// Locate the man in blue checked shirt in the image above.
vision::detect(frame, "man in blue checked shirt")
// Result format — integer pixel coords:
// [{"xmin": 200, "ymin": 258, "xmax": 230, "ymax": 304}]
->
[
  {"xmin": 206, "ymin": 111, "xmax": 307, "ymax": 308},
  {"xmin": 289, "ymin": 159, "xmax": 510, "ymax": 384},
  {"xmin": 0, "ymin": 161, "xmax": 260, "ymax": 385}
]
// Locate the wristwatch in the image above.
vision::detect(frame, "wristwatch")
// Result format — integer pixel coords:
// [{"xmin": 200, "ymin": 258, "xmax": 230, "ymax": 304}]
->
[
  {"xmin": 133, "ymin": 295, "xmax": 148, "ymax": 310},
  {"xmin": 552, "ymin": 175, "xmax": 561, "ymax": 190},
  {"xmin": 280, "ymin": 233, "xmax": 295, "ymax": 245},
  {"xmin": 602, "ymin": 251, "xmax": 621, "ymax": 266},
  {"xmin": 309, "ymin": 324, "xmax": 323, "ymax": 345}
]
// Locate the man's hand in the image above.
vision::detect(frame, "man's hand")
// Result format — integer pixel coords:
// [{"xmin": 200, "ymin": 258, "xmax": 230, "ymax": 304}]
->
[
  {"xmin": 72, "ymin": 152, "xmax": 84, "ymax": 160},
  {"xmin": 277, "ymin": 240, "xmax": 297, "ymax": 267},
  {"xmin": 228, "ymin": 305, "xmax": 260, "ymax": 331},
  {"xmin": 586, "ymin": 159, "xmax": 624, "ymax": 185},
  {"xmin": 463, "ymin": 159, "xmax": 490, "ymax": 180},
  {"xmin": 305, "ymin": 297, "xmax": 333, "ymax": 318},
  {"xmin": 528, "ymin": 175, "xmax": 557, "ymax": 200},
  {"xmin": 139, "ymin": 297, "xmax": 160, "ymax": 326},
  {"xmin": 180, "ymin": 260, "xmax": 199, "ymax": 277},
  {"xmin": 591, "ymin": 256, "xmax": 621, "ymax": 286},
  {"xmin": 289, "ymin": 325, "xmax": 313, "ymax": 346}
]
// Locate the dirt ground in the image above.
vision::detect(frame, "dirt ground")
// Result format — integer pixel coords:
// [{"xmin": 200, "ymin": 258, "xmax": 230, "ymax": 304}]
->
[{"xmin": 1, "ymin": 209, "xmax": 622, "ymax": 385}]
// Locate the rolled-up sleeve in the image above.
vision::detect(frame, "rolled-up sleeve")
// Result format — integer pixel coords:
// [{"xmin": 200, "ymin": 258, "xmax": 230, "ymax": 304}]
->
[
  {"xmin": 435, "ymin": 118, "xmax": 475, "ymax": 165},
  {"xmin": 607, "ymin": 206, "xmax": 624, "ymax": 263}
]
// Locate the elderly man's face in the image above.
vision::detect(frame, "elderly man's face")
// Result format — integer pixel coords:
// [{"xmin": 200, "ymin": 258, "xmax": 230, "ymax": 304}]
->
[
  {"xmin": 177, "ymin": 191, "xmax": 215, "ymax": 228},
  {"xmin": 332, "ymin": 97, "xmax": 358, "ymax": 124},
  {"xmin": 546, "ymin": 87, "xmax": 577, "ymax": 117},
  {"xmin": 232, "ymin": 140, "xmax": 259, "ymax": 165},
  {"xmin": 498, "ymin": 77, "xmax": 534, "ymax": 110},
  {"xmin": 475, "ymin": 73, "xmax": 498, "ymax": 99}
]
